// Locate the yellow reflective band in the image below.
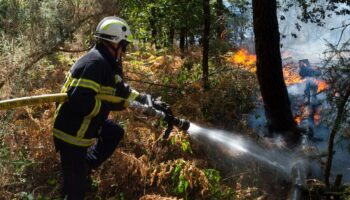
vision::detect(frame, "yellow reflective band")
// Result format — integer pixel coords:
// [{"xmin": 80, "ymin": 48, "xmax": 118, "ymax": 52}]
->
[
  {"xmin": 71, "ymin": 78, "xmax": 100, "ymax": 93},
  {"xmin": 53, "ymin": 103, "xmax": 63, "ymax": 121},
  {"xmin": 61, "ymin": 72, "xmax": 72, "ymax": 93},
  {"xmin": 96, "ymin": 94, "xmax": 124, "ymax": 103},
  {"xmin": 77, "ymin": 97, "xmax": 101, "ymax": 138},
  {"xmin": 124, "ymin": 90, "xmax": 139, "ymax": 107},
  {"xmin": 101, "ymin": 20, "xmax": 126, "ymax": 31},
  {"xmin": 128, "ymin": 90, "xmax": 139, "ymax": 101},
  {"xmin": 53, "ymin": 128, "xmax": 95, "ymax": 147},
  {"xmin": 100, "ymin": 86, "xmax": 115, "ymax": 95}
]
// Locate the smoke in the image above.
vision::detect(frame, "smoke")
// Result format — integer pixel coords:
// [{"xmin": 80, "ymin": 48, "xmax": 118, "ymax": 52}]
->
[{"xmin": 278, "ymin": 2, "xmax": 350, "ymax": 63}]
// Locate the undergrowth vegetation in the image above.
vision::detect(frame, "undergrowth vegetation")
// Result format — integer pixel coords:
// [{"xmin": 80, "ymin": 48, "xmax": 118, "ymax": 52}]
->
[
  {"xmin": 1, "ymin": 0, "xmax": 350, "ymax": 199},
  {"xmin": 0, "ymin": 43, "xmax": 271, "ymax": 199}
]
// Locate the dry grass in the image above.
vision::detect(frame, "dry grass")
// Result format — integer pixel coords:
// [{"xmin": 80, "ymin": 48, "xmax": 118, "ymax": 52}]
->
[{"xmin": 0, "ymin": 47, "xmax": 274, "ymax": 199}]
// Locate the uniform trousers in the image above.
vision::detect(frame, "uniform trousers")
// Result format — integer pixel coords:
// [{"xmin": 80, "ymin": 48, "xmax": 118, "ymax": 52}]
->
[{"xmin": 54, "ymin": 119, "xmax": 124, "ymax": 200}]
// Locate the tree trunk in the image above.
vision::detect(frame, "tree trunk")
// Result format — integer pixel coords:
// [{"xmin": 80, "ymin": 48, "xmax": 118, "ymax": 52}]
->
[
  {"xmin": 180, "ymin": 28, "xmax": 186, "ymax": 56},
  {"xmin": 202, "ymin": 0, "xmax": 210, "ymax": 89},
  {"xmin": 168, "ymin": 23, "xmax": 175, "ymax": 48},
  {"xmin": 189, "ymin": 34, "xmax": 195, "ymax": 45},
  {"xmin": 252, "ymin": 0, "xmax": 299, "ymax": 141},
  {"xmin": 149, "ymin": 7, "xmax": 158, "ymax": 49},
  {"xmin": 216, "ymin": 0, "xmax": 225, "ymax": 40}
]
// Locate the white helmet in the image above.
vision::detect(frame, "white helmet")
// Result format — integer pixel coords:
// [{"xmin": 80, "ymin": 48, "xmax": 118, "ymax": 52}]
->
[{"xmin": 95, "ymin": 16, "xmax": 133, "ymax": 44}]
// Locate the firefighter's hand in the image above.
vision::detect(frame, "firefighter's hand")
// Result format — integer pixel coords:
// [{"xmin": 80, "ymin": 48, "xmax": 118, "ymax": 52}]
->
[
  {"xmin": 152, "ymin": 98, "xmax": 171, "ymax": 114},
  {"xmin": 135, "ymin": 92, "xmax": 148, "ymax": 104}
]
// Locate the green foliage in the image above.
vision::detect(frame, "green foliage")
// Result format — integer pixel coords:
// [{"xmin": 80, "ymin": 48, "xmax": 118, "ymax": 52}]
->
[
  {"xmin": 210, "ymin": 39, "xmax": 232, "ymax": 55},
  {"xmin": 121, "ymin": 0, "xmax": 245, "ymax": 49},
  {"xmin": 121, "ymin": 0, "xmax": 203, "ymax": 48},
  {"xmin": 15, "ymin": 192, "xmax": 51, "ymax": 200},
  {"xmin": 0, "ymin": 143, "xmax": 33, "ymax": 184},
  {"xmin": 344, "ymin": 186, "xmax": 350, "ymax": 200},
  {"xmin": 204, "ymin": 169, "xmax": 235, "ymax": 200},
  {"xmin": 0, "ymin": 1, "xmax": 261, "ymax": 199},
  {"xmin": 170, "ymin": 131, "xmax": 193, "ymax": 154},
  {"xmin": 170, "ymin": 162, "xmax": 189, "ymax": 196}
]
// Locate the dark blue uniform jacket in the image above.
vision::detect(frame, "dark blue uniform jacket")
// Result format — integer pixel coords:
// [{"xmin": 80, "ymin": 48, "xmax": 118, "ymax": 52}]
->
[{"xmin": 53, "ymin": 43, "xmax": 139, "ymax": 147}]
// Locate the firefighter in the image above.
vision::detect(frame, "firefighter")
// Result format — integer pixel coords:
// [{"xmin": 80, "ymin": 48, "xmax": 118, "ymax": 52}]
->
[{"xmin": 53, "ymin": 16, "xmax": 151, "ymax": 199}]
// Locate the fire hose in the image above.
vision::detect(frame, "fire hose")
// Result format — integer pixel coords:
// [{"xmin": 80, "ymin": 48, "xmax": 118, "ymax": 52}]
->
[{"xmin": 0, "ymin": 93, "xmax": 190, "ymax": 139}]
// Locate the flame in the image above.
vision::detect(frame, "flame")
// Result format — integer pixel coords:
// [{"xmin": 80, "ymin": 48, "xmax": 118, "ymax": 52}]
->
[
  {"xmin": 294, "ymin": 105, "xmax": 305, "ymax": 125},
  {"xmin": 283, "ymin": 65, "xmax": 303, "ymax": 86},
  {"xmin": 227, "ymin": 49, "xmax": 256, "ymax": 72},
  {"xmin": 316, "ymin": 80, "xmax": 328, "ymax": 93},
  {"xmin": 314, "ymin": 112, "xmax": 321, "ymax": 125},
  {"xmin": 232, "ymin": 49, "xmax": 256, "ymax": 66},
  {"xmin": 294, "ymin": 115, "xmax": 302, "ymax": 125},
  {"xmin": 310, "ymin": 79, "xmax": 328, "ymax": 93},
  {"xmin": 281, "ymin": 51, "xmax": 292, "ymax": 58},
  {"xmin": 313, "ymin": 104, "xmax": 323, "ymax": 125}
]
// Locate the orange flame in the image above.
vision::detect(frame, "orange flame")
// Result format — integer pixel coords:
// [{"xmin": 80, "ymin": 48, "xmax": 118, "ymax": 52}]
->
[
  {"xmin": 232, "ymin": 49, "xmax": 256, "ymax": 66},
  {"xmin": 316, "ymin": 80, "xmax": 328, "ymax": 93},
  {"xmin": 283, "ymin": 65, "xmax": 303, "ymax": 86},
  {"xmin": 294, "ymin": 115, "xmax": 302, "ymax": 125},
  {"xmin": 314, "ymin": 112, "xmax": 321, "ymax": 125}
]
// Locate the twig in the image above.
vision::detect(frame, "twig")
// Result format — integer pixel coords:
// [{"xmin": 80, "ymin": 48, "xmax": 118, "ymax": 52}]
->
[
  {"xmin": 125, "ymin": 78, "xmax": 180, "ymax": 89},
  {"xmin": 222, "ymin": 171, "xmax": 249, "ymax": 182},
  {"xmin": 32, "ymin": 185, "xmax": 48, "ymax": 196},
  {"xmin": 335, "ymin": 23, "xmax": 350, "ymax": 47},
  {"xmin": 1, "ymin": 181, "xmax": 25, "ymax": 189},
  {"xmin": 21, "ymin": 13, "xmax": 102, "ymax": 73},
  {"xmin": 56, "ymin": 47, "xmax": 92, "ymax": 53},
  {"xmin": 330, "ymin": 23, "xmax": 350, "ymax": 31}
]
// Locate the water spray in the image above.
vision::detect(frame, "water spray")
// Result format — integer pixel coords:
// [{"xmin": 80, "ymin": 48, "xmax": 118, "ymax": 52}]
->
[{"xmin": 187, "ymin": 123, "xmax": 292, "ymax": 174}]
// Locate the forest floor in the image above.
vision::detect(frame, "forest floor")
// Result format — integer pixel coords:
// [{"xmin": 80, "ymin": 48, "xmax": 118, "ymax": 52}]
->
[{"xmin": 1, "ymin": 47, "xmax": 345, "ymax": 199}]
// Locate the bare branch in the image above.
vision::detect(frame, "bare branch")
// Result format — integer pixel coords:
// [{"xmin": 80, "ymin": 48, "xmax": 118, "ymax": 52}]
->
[
  {"xmin": 335, "ymin": 23, "xmax": 350, "ymax": 47},
  {"xmin": 330, "ymin": 22, "xmax": 350, "ymax": 31},
  {"xmin": 21, "ymin": 13, "xmax": 102, "ymax": 73}
]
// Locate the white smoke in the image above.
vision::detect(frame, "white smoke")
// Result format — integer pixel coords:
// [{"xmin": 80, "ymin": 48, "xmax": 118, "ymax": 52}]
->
[{"xmin": 278, "ymin": 2, "xmax": 350, "ymax": 63}]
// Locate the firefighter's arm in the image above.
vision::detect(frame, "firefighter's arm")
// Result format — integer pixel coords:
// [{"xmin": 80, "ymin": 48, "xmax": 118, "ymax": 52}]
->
[
  {"xmin": 67, "ymin": 62, "xmax": 102, "ymax": 116},
  {"xmin": 110, "ymin": 78, "xmax": 141, "ymax": 110}
]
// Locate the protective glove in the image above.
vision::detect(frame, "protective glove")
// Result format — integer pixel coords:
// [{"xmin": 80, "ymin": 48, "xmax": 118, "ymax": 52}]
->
[
  {"xmin": 152, "ymin": 97, "xmax": 171, "ymax": 114},
  {"xmin": 135, "ymin": 93, "xmax": 169, "ymax": 110},
  {"xmin": 135, "ymin": 92, "xmax": 148, "ymax": 104},
  {"xmin": 135, "ymin": 93, "xmax": 171, "ymax": 116}
]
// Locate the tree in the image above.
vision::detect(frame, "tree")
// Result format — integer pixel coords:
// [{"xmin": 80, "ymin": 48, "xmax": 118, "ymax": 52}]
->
[
  {"xmin": 323, "ymin": 38, "xmax": 350, "ymax": 186},
  {"xmin": 216, "ymin": 0, "xmax": 225, "ymax": 40},
  {"xmin": 0, "ymin": 0, "xmax": 118, "ymax": 91},
  {"xmin": 252, "ymin": 0, "xmax": 299, "ymax": 143},
  {"xmin": 279, "ymin": 0, "xmax": 350, "ymax": 38},
  {"xmin": 202, "ymin": 0, "xmax": 211, "ymax": 89}
]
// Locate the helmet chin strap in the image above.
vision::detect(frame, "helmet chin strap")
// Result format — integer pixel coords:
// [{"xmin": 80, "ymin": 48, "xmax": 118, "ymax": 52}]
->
[
  {"xmin": 103, "ymin": 40, "xmax": 129, "ymax": 65},
  {"xmin": 105, "ymin": 42, "xmax": 122, "ymax": 62}
]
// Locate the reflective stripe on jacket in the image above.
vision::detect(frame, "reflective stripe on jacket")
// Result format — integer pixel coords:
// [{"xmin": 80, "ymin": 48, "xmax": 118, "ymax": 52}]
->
[{"xmin": 53, "ymin": 43, "xmax": 139, "ymax": 147}]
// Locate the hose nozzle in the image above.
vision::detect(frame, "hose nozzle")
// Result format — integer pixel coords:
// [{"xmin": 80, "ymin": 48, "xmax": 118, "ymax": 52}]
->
[{"xmin": 174, "ymin": 118, "xmax": 190, "ymax": 131}]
